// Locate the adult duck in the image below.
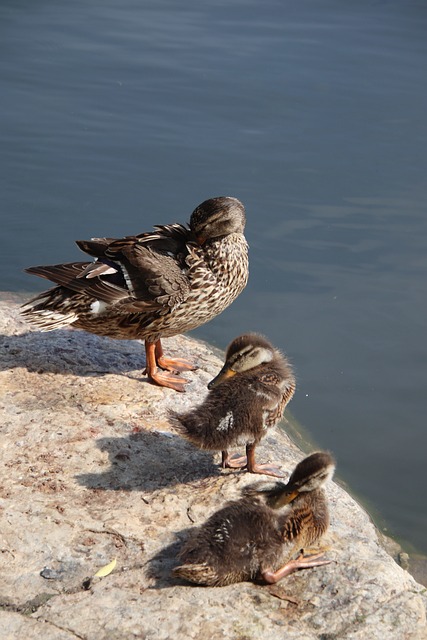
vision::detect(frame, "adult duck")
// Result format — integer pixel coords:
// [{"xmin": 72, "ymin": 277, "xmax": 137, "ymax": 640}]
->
[{"xmin": 22, "ymin": 197, "xmax": 249, "ymax": 391}]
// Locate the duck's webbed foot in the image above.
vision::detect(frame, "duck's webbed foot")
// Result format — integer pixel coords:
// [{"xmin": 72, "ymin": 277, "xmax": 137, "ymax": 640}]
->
[
  {"xmin": 261, "ymin": 551, "xmax": 332, "ymax": 584},
  {"xmin": 157, "ymin": 355, "xmax": 198, "ymax": 373},
  {"xmin": 148, "ymin": 367, "xmax": 189, "ymax": 392},
  {"xmin": 145, "ymin": 340, "xmax": 190, "ymax": 392},
  {"xmin": 155, "ymin": 340, "xmax": 198, "ymax": 373}
]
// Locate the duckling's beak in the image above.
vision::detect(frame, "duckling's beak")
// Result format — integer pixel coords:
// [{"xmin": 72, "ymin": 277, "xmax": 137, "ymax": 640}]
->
[
  {"xmin": 282, "ymin": 489, "xmax": 299, "ymax": 504},
  {"xmin": 208, "ymin": 365, "xmax": 236, "ymax": 389},
  {"xmin": 195, "ymin": 233, "xmax": 207, "ymax": 245},
  {"xmin": 270, "ymin": 489, "xmax": 299, "ymax": 509}
]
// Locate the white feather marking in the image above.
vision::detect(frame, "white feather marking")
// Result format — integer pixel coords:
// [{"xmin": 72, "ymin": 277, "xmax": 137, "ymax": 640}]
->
[
  {"xmin": 90, "ymin": 300, "xmax": 108, "ymax": 314},
  {"xmin": 119, "ymin": 262, "xmax": 135, "ymax": 294},
  {"xmin": 253, "ymin": 388, "xmax": 273, "ymax": 401},
  {"xmin": 86, "ymin": 265, "xmax": 117, "ymax": 279},
  {"xmin": 262, "ymin": 410, "xmax": 270, "ymax": 431},
  {"xmin": 213, "ymin": 520, "xmax": 230, "ymax": 543},
  {"xmin": 217, "ymin": 411, "xmax": 234, "ymax": 432},
  {"xmin": 257, "ymin": 347, "xmax": 274, "ymax": 363}
]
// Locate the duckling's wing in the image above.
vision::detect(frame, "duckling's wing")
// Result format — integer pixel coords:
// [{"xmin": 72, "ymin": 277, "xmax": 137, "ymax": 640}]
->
[
  {"xmin": 241, "ymin": 480, "xmax": 288, "ymax": 499},
  {"xmin": 208, "ymin": 383, "xmax": 283, "ymax": 442},
  {"xmin": 279, "ymin": 503, "xmax": 317, "ymax": 546},
  {"xmin": 250, "ymin": 372, "xmax": 295, "ymax": 425},
  {"xmin": 173, "ymin": 563, "xmax": 219, "ymax": 586}
]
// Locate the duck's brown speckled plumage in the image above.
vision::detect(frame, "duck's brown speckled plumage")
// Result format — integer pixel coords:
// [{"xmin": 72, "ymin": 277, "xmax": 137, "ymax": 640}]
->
[
  {"xmin": 22, "ymin": 197, "xmax": 249, "ymax": 390},
  {"xmin": 171, "ymin": 333, "xmax": 296, "ymax": 475},
  {"xmin": 173, "ymin": 452, "xmax": 335, "ymax": 586}
]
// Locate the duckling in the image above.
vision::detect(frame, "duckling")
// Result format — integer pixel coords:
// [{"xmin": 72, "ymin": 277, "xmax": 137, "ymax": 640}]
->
[
  {"xmin": 21, "ymin": 197, "xmax": 248, "ymax": 391},
  {"xmin": 170, "ymin": 333, "xmax": 295, "ymax": 476},
  {"xmin": 173, "ymin": 451, "xmax": 335, "ymax": 586}
]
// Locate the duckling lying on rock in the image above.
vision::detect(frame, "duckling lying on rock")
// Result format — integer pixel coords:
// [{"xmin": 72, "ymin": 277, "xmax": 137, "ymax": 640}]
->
[
  {"xmin": 170, "ymin": 333, "xmax": 296, "ymax": 476},
  {"xmin": 173, "ymin": 451, "xmax": 335, "ymax": 586}
]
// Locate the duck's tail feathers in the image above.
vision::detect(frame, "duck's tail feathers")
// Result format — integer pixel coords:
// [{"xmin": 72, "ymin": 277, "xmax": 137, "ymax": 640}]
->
[{"xmin": 21, "ymin": 288, "xmax": 79, "ymax": 331}]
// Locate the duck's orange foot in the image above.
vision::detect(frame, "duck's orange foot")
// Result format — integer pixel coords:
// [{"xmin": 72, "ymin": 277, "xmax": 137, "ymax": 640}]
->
[
  {"xmin": 145, "ymin": 340, "xmax": 193, "ymax": 391},
  {"xmin": 148, "ymin": 368, "xmax": 190, "ymax": 392},
  {"xmin": 157, "ymin": 355, "xmax": 198, "ymax": 373}
]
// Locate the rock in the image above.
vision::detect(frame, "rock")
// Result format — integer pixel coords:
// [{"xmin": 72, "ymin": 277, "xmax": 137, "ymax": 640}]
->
[{"xmin": 0, "ymin": 297, "xmax": 426, "ymax": 640}]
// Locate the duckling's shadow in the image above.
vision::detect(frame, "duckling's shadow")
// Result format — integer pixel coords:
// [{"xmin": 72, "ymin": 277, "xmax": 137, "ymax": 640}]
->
[
  {"xmin": 76, "ymin": 428, "xmax": 219, "ymax": 492},
  {"xmin": 146, "ymin": 528, "xmax": 265, "ymax": 590},
  {"xmin": 146, "ymin": 535, "xmax": 188, "ymax": 588},
  {"xmin": 0, "ymin": 328, "xmax": 146, "ymax": 377}
]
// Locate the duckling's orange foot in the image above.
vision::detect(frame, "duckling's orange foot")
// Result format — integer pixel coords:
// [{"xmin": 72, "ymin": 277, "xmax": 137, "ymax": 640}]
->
[
  {"xmin": 262, "ymin": 551, "xmax": 332, "ymax": 584},
  {"xmin": 221, "ymin": 452, "xmax": 284, "ymax": 477},
  {"xmin": 244, "ymin": 443, "xmax": 284, "ymax": 477},
  {"xmin": 247, "ymin": 462, "xmax": 285, "ymax": 478},
  {"xmin": 148, "ymin": 368, "xmax": 190, "ymax": 392},
  {"xmin": 221, "ymin": 452, "xmax": 247, "ymax": 469},
  {"xmin": 157, "ymin": 355, "xmax": 198, "ymax": 373}
]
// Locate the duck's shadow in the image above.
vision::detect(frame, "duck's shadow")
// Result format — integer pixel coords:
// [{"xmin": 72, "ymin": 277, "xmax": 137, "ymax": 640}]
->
[
  {"xmin": 0, "ymin": 328, "xmax": 146, "ymax": 376},
  {"xmin": 76, "ymin": 428, "xmax": 219, "ymax": 493}
]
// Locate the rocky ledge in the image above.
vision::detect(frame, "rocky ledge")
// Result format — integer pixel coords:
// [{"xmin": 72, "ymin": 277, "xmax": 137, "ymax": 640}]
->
[{"xmin": 0, "ymin": 296, "xmax": 426, "ymax": 640}]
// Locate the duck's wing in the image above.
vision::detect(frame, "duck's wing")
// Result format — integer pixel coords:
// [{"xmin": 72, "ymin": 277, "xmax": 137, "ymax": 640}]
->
[
  {"xmin": 24, "ymin": 262, "xmax": 128, "ymax": 304},
  {"xmin": 99, "ymin": 225, "xmax": 192, "ymax": 312},
  {"xmin": 111, "ymin": 243, "xmax": 192, "ymax": 313},
  {"xmin": 76, "ymin": 223, "xmax": 191, "ymax": 258},
  {"xmin": 27, "ymin": 223, "xmax": 193, "ymax": 313}
]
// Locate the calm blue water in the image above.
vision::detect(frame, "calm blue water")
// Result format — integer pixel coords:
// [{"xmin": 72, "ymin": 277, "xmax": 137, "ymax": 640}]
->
[{"xmin": 2, "ymin": 1, "xmax": 427, "ymax": 553}]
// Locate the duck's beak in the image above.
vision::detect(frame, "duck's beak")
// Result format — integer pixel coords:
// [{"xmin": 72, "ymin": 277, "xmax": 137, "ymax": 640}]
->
[{"xmin": 208, "ymin": 365, "xmax": 236, "ymax": 389}]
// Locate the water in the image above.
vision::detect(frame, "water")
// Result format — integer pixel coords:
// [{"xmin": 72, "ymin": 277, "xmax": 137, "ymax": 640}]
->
[{"xmin": 2, "ymin": 1, "xmax": 427, "ymax": 554}]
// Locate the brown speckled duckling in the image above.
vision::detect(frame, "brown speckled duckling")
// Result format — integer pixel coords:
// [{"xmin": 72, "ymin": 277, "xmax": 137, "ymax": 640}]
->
[
  {"xmin": 171, "ymin": 333, "xmax": 296, "ymax": 476},
  {"xmin": 173, "ymin": 451, "xmax": 335, "ymax": 586},
  {"xmin": 21, "ymin": 197, "xmax": 248, "ymax": 392}
]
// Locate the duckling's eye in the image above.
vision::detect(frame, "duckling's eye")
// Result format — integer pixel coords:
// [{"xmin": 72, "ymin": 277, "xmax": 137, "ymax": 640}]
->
[{"xmin": 231, "ymin": 350, "xmax": 246, "ymax": 363}]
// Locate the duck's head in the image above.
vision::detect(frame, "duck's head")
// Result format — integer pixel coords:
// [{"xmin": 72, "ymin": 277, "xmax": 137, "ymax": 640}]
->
[
  {"xmin": 208, "ymin": 333, "xmax": 276, "ymax": 389},
  {"xmin": 242, "ymin": 452, "xmax": 335, "ymax": 509},
  {"xmin": 190, "ymin": 196, "xmax": 246, "ymax": 245}
]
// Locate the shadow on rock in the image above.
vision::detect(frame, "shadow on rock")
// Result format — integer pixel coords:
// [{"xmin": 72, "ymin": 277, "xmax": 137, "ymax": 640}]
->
[
  {"xmin": 76, "ymin": 428, "xmax": 219, "ymax": 492},
  {"xmin": 0, "ymin": 328, "xmax": 146, "ymax": 376},
  {"xmin": 146, "ymin": 530, "xmax": 193, "ymax": 589}
]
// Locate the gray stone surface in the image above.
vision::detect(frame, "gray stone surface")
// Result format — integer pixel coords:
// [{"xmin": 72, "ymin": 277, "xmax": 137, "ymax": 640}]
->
[{"xmin": 1, "ymin": 297, "xmax": 426, "ymax": 640}]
